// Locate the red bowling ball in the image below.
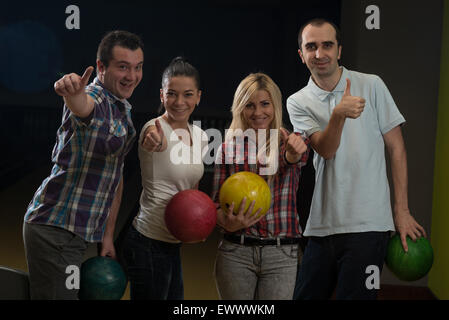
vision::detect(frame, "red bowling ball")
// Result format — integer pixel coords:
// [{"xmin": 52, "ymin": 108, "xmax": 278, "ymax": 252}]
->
[{"xmin": 165, "ymin": 189, "xmax": 217, "ymax": 243}]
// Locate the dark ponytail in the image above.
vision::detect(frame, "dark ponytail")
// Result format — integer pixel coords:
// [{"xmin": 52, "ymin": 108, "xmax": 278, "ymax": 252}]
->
[{"xmin": 161, "ymin": 56, "xmax": 201, "ymax": 90}]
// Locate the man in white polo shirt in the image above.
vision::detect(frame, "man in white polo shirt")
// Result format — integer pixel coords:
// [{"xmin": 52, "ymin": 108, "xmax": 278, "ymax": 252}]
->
[{"xmin": 287, "ymin": 18, "xmax": 426, "ymax": 300}]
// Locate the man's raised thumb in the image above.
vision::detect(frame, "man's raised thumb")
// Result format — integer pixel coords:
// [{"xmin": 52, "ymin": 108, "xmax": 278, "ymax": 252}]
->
[
  {"xmin": 343, "ymin": 78, "xmax": 351, "ymax": 97},
  {"xmin": 81, "ymin": 66, "xmax": 94, "ymax": 86}
]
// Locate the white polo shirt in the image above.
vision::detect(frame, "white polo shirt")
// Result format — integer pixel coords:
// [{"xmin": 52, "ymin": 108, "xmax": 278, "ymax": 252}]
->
[{"xmin": 287, "ymin": 67, "xmax": 405, "ymax": 237}]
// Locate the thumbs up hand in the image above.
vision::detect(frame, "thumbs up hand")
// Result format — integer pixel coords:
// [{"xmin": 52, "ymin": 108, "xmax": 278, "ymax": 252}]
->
[
  {"xmin": 54, "ymin": 66, "xmax": 96, "ymax": 118},
  {"xmin": 54, "ymin": 66, "xmax": 94, "ymax": 97},
  {"xmin": 336, "ymin": 78, "xmax": 366, "ymax": 119},
  {"xmin": 142, "ymin": 119, "xmax": 167, "ymax": 152},
  {"xmin": 343, "ymin": 78, "xmax": 352, "ymax": 97},
  {"xmin": 280, "ymin": 128, "xmax": 307, "ymax": 164}
]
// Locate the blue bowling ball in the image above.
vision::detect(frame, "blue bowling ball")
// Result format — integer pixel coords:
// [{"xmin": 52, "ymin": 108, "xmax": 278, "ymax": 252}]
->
[{"xmin": 78, "ymin": 256, "xmax": 127, "ymax": 300}]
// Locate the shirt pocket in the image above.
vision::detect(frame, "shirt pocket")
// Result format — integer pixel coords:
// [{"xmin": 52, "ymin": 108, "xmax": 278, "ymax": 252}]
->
[
  {"xmin": 104, "ymin": 118, "xmax": 127, "ymax": 157},
  {"xmin": 85, "ymin": 118, "xmax": 127, "ymax": 158}
]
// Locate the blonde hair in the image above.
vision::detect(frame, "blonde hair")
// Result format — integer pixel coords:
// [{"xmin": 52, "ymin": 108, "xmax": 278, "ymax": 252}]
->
[{"xmin": 226, "ymin": 73, "xmax": 283, "ymax": 177}]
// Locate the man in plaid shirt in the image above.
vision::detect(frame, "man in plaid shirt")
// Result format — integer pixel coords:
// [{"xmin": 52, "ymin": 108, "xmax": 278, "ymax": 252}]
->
[{"xmin": 23, "ymin": 31, "xmax": 144, "ymax": 299}]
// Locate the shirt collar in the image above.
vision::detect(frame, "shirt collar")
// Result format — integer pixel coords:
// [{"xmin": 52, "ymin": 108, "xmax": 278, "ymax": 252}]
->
[
  {"xmin": 307, "ymin": 66, "xmax": 348, "ymax": 101},
  {"xmin": 93, "ymin": 77, "xmax": 132, "ymax": 110}
]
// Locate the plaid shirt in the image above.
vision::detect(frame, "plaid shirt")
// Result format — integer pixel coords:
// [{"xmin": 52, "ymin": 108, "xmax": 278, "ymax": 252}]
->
[
  {"xmin": 24, "ymin": 78, "xmax": 136, "ymax": 242},
  {"xmin": 211, "ymin": 134, "xmax": 309, "ymax": 238}
]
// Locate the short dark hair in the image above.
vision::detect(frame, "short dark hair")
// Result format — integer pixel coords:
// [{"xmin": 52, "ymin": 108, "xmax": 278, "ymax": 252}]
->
[
  {"xmin": 97, "ymin": 30, "xmax": 144, "ymax": 67},
  {"xmin": 161, "ymin": 56, "xmax": 201, "ymax": 90},
  {"xmin": 298, "ymin": 18, "xmax": 341, "ymax": 50}
]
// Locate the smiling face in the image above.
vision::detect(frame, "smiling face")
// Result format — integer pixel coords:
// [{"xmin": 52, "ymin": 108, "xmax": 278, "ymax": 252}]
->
[
  {"xmin": 298, "ymin": 22, "xmax": 342, "ymax": 80},
  {"xmin": 97, "ymin": 45, "xmax": 144, "ymax": 99},
  {"xmin": 242, "ymin": 89, "xmax": 275, "ymax": 131},
  {"xmin": 160, "ymin": 76, "xmax": 201, "ymax": 127}
]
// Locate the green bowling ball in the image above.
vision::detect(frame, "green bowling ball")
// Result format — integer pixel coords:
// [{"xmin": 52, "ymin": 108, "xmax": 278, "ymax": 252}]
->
[
  {"xmin": 78, "ymin": 256, "xmax": 127, "ymax": 300},
  {"xmin": 385, "ymin": 234, "xmax": 433, "ymax": 282}
]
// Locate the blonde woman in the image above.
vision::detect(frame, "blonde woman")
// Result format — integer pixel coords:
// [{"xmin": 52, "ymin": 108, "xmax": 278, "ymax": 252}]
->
[{"xmin": 211, "ymin": 73, "xmax": 309, "ymax": 299}]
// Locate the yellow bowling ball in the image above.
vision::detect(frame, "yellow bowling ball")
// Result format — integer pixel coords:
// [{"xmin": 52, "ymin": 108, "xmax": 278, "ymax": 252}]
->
[{"xmin": 219, "ymin": 171, "xmax": 271, "ymax": 217}]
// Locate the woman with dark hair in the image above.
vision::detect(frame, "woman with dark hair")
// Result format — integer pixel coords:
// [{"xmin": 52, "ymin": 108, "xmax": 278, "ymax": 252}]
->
[{"xmin": 122, "ymin": 57, "xmax": 207, "ymax": 300}]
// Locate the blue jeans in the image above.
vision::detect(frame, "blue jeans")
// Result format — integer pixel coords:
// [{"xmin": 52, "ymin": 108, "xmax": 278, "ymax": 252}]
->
[
  {"xmin": 294, "ymin": 231, "xmax": 390, "ymax": 300},
  {"xmin": 122, "ymin": 225, "xmax": 183, "ymax": 300},
  {"xmin": 214, "ymin": 239, "xmax": 300, "ymax": 300}
]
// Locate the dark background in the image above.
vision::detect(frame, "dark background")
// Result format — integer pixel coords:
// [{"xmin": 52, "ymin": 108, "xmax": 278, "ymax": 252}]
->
[
  {"xmin": 0, "ymin": 0, "xmax": 341, "ymax": 115},
  {"xmin": 0, "ymin": 0, "xmax": 340, "ymax": 198}
]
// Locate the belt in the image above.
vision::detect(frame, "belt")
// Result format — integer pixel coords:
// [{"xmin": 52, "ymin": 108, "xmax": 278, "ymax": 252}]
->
[{"xmin": 224, "ymin": 234, "xmax": 301, "ymax": 246}]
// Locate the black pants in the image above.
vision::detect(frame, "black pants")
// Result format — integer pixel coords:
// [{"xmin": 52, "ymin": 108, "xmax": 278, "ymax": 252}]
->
[
  {"xmin": 122, "ymin": 225, "xmax": 183, "ymax": 300},
  {"xmin": 294, "ymin": 231, "xmax": 390, "ymax": 300}
]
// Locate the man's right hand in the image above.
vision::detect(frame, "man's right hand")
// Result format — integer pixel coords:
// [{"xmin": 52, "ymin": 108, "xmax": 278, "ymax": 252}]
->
[
  {"xmin": 54, "ymin": 66, "xmax": 94, "ymax": 97},
  {"xmin": 309, "ymin": 78, "xmax": 366, "ymax": 159},
  {"xmin": 54, "ymin": 66, "xmax": 95, "ymax": 118},
  {"xmin": 335, "ymin": 79, "xmax": 366, "ymax": 119}
]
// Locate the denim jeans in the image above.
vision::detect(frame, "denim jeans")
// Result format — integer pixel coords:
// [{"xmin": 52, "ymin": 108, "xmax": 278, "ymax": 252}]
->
[
  {"xmin": 294, "ymin": 231, "xmax": 390, "ymax": 300},
  {"xmin": 214, "ymin": 239, "xmax": 301, "ymax": 300},
  {"xmin": 122, "ymin": 225, "xmax": 183, "ymax": 300}
]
